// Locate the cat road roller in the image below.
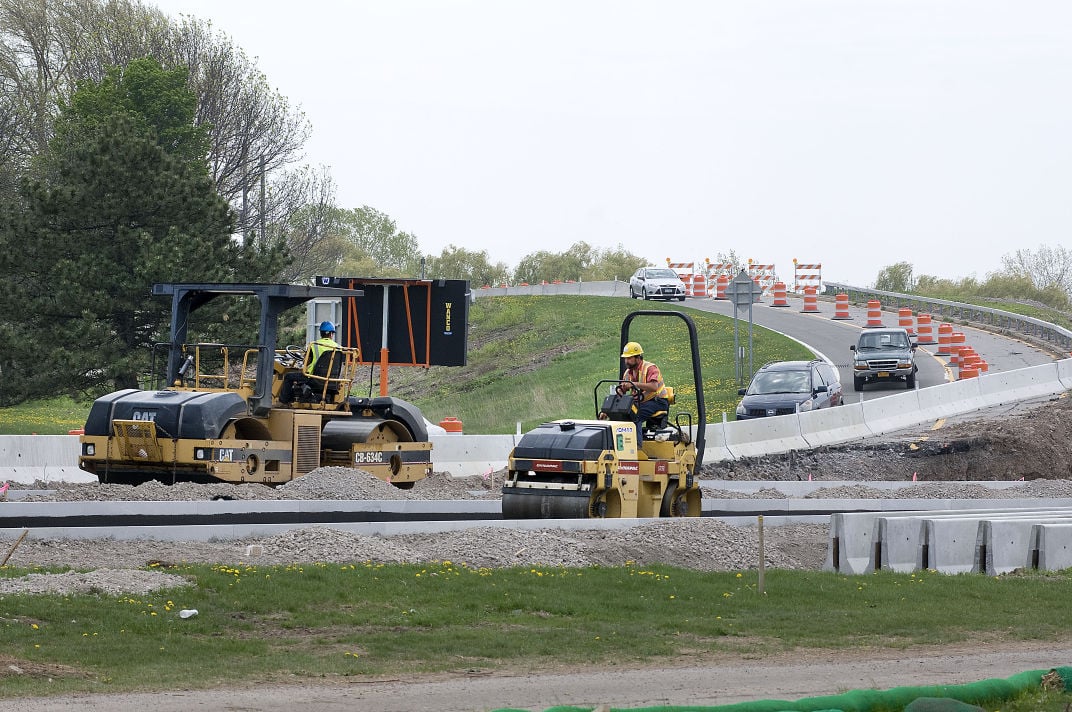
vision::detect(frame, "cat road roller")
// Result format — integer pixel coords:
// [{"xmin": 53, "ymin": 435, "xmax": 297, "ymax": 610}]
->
[
  {"xmin": 78, "ymin": 283, "xmax": 433, "ymax": 487},
  {"xmin": 502, "ymin": 310, "xmax": 706, "ymax": 518}
]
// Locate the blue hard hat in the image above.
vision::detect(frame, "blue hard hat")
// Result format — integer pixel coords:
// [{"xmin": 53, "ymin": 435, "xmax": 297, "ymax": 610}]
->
[{"xmin": 319, "ymin": 320, "xmax": 336, "ymax": 333}]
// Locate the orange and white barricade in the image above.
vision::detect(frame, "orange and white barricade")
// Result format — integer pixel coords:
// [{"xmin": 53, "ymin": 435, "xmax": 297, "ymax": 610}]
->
[
  {"xmin": 864, "ymin": 300, "xmax": 884, "ymax": 328},
  {"xmin": 792, "ymin": 260, "xmax": 822, "ymax": 294},
  {"xmin": 746, "ymin": 260, "xmax": 777, "ymax": 295},
  {"xmin": 800, "ymin": 286, "xmax": 820, "ymax": 313},
  {"xmin": 935, "ymin": 323, "xmax": 953, "ymax": 356},
  {"xmin": 898, "ymin": 308, "xmax": 915, "ymax": 335},
  {"xmin": 771, "ymin": 282, "xmax": 789, "ymax": 307},
  {"xmin": 713, "ymin": 273, "xmax": 730, "ymax": 299},
  {"xmin": 916, "ymin": 314, "xmax": 936, "ymax": 344},
  {"xmin": 691, "ymin": 273, "xmax": 707, "ymax": 298},
  {"xmin": 832, "ymin": 293, "xmax": 852, "ymax": 320},
  {"xmin": 666, "ymin": 259, "xmax": 695, "ymax": 297}
]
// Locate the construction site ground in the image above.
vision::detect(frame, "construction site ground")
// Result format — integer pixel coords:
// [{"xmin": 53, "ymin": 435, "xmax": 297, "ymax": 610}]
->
[{"xmin": 2, "ymin": 395, "xmax": 1071, "ymax": 710}]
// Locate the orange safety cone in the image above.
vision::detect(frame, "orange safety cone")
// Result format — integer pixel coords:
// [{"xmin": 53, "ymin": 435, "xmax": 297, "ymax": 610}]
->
[
  {"xmin": 438, "ymin": 416, "xmax": 464, "ymax": 433},
  {"xmin": 800, "ymin": 285, "xmax": 820, "ymax": 313},
  {"xmin": 915, "ymin": 313, "xmax": 936, "ymax": 344},
  {"xmin": 898, "ymin": 308, "xmax": 915, "ymax": 335},
  {"xmin": 864, "ymin": 300, "xmax": 884, "ymax": 328},
  {"xmin": 831, "ymin": 293, "xmax": 852, "ymax": 320},
  {"xmin": 771, "ymin": 281, "xmax": 790, "ymax": 307}
]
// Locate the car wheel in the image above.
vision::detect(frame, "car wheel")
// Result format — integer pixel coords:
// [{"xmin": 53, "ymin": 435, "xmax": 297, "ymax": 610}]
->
[
  {"xmin": 629, "ymin": 287, "xmax": 637, "ymax": 299},
  {"xmin": 906, "ymin": 372, "xmax": 916, "ymax": 389},
  {"xmin": 853, "ymin": 375, "xmax": 864, "ymax": 392},
  {"xmin": 642, "ymin": 289, "xmax": 650, "ymax": 300},
  {"xmin": 678, "ymin": 296, "xmax": 686, "ymax": 301}
]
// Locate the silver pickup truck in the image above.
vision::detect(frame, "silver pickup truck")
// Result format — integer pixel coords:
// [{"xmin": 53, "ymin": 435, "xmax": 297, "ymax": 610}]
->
[{"xmin": 850, "ymin": 327, "xmax": 917, "ymax": 391}]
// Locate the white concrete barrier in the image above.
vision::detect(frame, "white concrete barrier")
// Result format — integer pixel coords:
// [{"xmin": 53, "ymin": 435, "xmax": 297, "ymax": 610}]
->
[
  {"xmin": 0, "ymin": 436, "xmax": 78, "ymax": 467},
  {"xmin": 1058, "ymin": 359, "xmax": 1072, "ymax": 390},
  {"xmin": 976, "ymin": 362, "xmax": 1063, "ymax": 408},
  {"xmin": 915, "ymin": 377, "xmax": 985, "ymax": 419},
  {"xmin": 701, "ymin": 420, "xmax": 733, "ymax": 463},
  {"xmin": 430, "ymin": 433, "xmax": 516, "ymax": 477},
  {"xmin": 978, "ymin": 516, "xmax": 1072, "ymax": 575},
  {"xmin": 723, "ymin": 414, "xmax": 809, "ymax": 459},
  {"xmin": 861, "ymin": 389, "xmax": 923, "ymax": 435},
  {"xmin": 1036, "ymin": 522, "xmax": 1072, "ymax": 571},
  {"xmin": 798, "ymin": 401, "xmax": 871, "ymax": 448}
]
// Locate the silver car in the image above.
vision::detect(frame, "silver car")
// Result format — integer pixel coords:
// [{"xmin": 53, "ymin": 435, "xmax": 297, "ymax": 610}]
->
[{"xmin": 629, "ymin": 268, "xmax": 687, "ymax": 301}]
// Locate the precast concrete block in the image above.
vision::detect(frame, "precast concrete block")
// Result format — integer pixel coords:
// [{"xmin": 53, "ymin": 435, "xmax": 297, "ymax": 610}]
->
[
  {"xmin": 1035, "ymin": 522, "xmax": 1072, "ymax": 572},
  {"xmin": 915, "ymin": 378, "xmax": 985, "ymax": 419},
  {"xmin": 723, "ymin": 414, "xmax": 808, "ymax": 459},
  {"xmin": 978, "ymin": 515, "xmax": 1072, "ymax": 575},
  {"xmin": 1058, "ymin": 359, "xmax": 1072, "ymax": 391},
  {"xmin": 877, "ymin": 516, "xmax": 927, "ymax": 572},
  {"xmin": 861, "ymin": 389, "xmax": 923, "ymax": 435},
  {"xmin": 798, "ymin": 402, "xmax": 872, "ymax": 448},
  {"xmin": 976, "ymin": 362, "xmax": 1063, "ymax": 408}
]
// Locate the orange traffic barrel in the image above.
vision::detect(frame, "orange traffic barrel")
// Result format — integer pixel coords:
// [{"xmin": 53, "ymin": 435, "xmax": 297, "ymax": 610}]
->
[
  {"xmin": 898, "ymin": 308, "xmax": 915, "ymax": 335},
  {"xmin": 935, "ymin": 323, "xmax": 953, "ymax": 355},
  {"xmin": 864, "ymin": 300, "xmax": 884, "ymax": 328},
  {"xmin": 800, "ymin": 285, "xmax": 819, "ymax": 313},
  {"xmin": 959, "ymin": 364, "xmax": 980, "ymax": 379},
  {"xmin": 915, "ymin": 314, "xmax": 936, "ymax": 344},
  {"xmin": 771, "ymin": 281, "xmax": 789, "ymax": 307},
  {"xmin": 691, "ymin": 273, "xmax": 707, "ymax": 298},
  {"xmin": 68, "ymin": 428, "xmax": 85, "ymax": 435},
  {"xmin": 831, "ymin": 293, "xmax": 851, "ymax": 320},
  {"xmin": 714, "ymin": 274, "xmax": 729, "ymax": 300},
  {"xmin": 438, "ymin": 417, "xmax": 463, "ymax": 433},
  {"xmin": 977, "ymin": 359, "xmax": 989, "ymax": 373}
]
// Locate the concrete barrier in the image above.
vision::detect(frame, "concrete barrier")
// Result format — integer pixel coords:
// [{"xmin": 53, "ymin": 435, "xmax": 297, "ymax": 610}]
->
[
  {"xmin": 1058, "ymin": 359, "xmax": 1072, "ymax": 390},
  {"xmin": 701, "ymin": 419, "xmax": 734, "ymax": 463},
  {"xmin": 1036, "ymin": 522, "xmax": 1072, "ymax": 571},
  {"xmin": 798, "ymin": 401, "xmax": 871, "ymax": 448},
  {"xmin": 430, "ymin": 433, "xmax": 516, "ymax": 477},
  {"xmin": 861, "ymin": 389, "xmax": 923, "ymax": 435},
  {"xmin": 723, "ymin": 414, "xmax": 808, "ymax": 459},
  {"xmin": 825, "ymin": 503, "xmax": 1072, "ymax": 574},
  {"xmin": 915, "ymin": 377, "xmax": 985, "ymax": 419},
  {"xmin": 976, "ymin": 362, "xmax": 1064, "ymax": 408},
  {"xmin": 977, "ymin": 516, "xmax": 1072, "ymax": 575}
]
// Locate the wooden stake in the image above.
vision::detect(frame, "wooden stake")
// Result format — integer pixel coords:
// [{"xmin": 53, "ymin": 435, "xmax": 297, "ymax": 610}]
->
[
  {"xmin": 2, "ymin": 529, "xmax": 29, "ymax": 567},
  {"xmin": 757, "ymin": 515, "xmax": 766, "ymax": 595}
]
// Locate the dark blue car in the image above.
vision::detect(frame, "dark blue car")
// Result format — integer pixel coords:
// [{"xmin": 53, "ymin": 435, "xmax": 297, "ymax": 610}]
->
[{"xmin": 735, "ymin": 359, "xmax": 843, "ymax": 420}]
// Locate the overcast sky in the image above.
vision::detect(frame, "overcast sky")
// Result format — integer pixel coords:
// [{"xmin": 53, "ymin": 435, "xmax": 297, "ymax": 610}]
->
[{"xmin": 149, "ymin": 0, "xmax": 1071, "ymax": 285}]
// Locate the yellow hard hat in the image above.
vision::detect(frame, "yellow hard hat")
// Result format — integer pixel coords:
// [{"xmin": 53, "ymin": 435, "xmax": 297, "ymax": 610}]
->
[{"xmin": 621, "ymin": 341, "xmax": 643, "ymax": 358}]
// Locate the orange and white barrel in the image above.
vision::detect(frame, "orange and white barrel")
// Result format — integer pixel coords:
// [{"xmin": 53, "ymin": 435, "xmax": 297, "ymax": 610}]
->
[
  {"xmin": 771, "ymin": 281, "xmax": 789, "ymax": 307},
  {"xmin": 831, "ymin": 293, "xmax": 852, "ymax": 320},
  {"xmin": 935, "ymin": 323, "xmax": 953, "ymax": 356},
  {"xmin": 691, "ymin": 273, "xmax": 707, "ymax": 298},
  {"xmin": 916, "ymin": 314, "xmax": 936, "ymax": 344},
  {"xmin": 898, "ymin": 308, "xmax": 915, "ymax": 335},
  {"xmin": 864, "ymin": 300, "xmax": 884, "ymax": 328},
  {"xmin": 714, "ymin": 274, "xmax": 729, "ymax": 300},
  {"xmin": 800, "ymin": 286, "xmax": 820, "ymax": 313}
]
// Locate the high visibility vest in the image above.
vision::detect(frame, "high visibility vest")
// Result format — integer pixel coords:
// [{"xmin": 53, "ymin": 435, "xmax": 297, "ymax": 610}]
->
[
  {"xmin": 623, "ymin": 361, "xmax": 669, "ymax": 402},
  {"xmin": 304, "ymin": 337, "xmax": 340, "ymax": 375}
]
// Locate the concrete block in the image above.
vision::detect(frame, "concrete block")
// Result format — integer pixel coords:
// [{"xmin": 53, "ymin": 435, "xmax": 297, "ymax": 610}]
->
[
  {"xmin": 723, "ymin": 414, "xmax": 808, "ymax": 459},
  {"xmin": 1036, "ymin": 522, "xmax": 1072, "ymax": 572},
  {"xmin": 798, "ymin": 402, "xmax": 872, "ymax": 448},
  {"xmin": 861, "ymin": 389, "xmax": 923, "ymax": 435},
  {"xmin": 976, "ymin": 362, "xmax": 1063, "ymax": 408}
]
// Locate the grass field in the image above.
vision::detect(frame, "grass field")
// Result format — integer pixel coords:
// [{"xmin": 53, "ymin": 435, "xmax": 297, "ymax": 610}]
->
[{"xmin": 0, "ymin": 562, "xmax": 1070, "ymax": 702}]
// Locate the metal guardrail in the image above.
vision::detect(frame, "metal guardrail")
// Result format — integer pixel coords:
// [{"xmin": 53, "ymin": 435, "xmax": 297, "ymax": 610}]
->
[{"xmin": 825, "ymin": 282, "xmax": 1072, "ymax": 355}]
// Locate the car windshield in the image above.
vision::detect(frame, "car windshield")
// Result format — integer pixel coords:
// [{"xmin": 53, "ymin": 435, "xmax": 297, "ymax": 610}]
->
[
  {"xmin": 645, "ymin": 269, "xmax": 680, "ymax": 280},
  {"xmin": 858, "ymin": 333, "xmax": 909, "ymax": 350},
  {"xmin": 747, "ymin": 369, "xmax": 810, "ymax": 395}
]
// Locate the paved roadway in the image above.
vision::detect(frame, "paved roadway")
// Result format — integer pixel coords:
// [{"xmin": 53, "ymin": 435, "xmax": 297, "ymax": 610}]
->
[{"xmin": 631, "ymin": 290, "xmax": 1057, "ymax": 404}]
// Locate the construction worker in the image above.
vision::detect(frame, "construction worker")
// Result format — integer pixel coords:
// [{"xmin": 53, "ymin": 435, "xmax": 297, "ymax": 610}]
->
[
  {"xmin": 600, "ymin": 341, "xmax": 670, "ymax": 433},
  {"xmin": 279, "ymin": 321, "xmax": 341, "ymax": 404}
]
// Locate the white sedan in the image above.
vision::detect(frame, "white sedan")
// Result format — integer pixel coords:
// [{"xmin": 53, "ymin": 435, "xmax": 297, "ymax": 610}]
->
[{"xmin": 628, "ymin": 268, "xmax": 688, "ymax": 301}]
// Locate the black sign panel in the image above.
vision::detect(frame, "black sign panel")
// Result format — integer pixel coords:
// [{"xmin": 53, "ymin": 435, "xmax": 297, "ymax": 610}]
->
[{"xmin": 316, "ymin": 277, "xmax": 469, "ymax": 367}]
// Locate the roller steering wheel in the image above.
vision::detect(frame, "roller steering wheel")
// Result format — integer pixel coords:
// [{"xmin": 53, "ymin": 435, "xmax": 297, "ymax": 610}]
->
[{"xmin": 284, "ymin": 344, "xmax": 305, "ymax": 368}]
